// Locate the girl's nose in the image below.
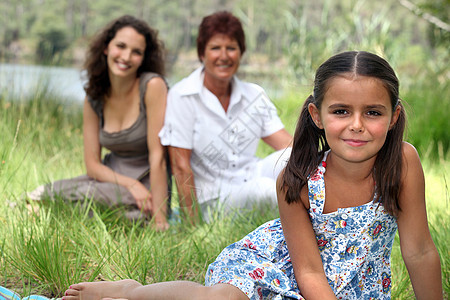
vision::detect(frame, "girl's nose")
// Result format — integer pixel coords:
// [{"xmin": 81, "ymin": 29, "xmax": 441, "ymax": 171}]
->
[{"xmin": 349, "ymin": 115, "xmax": 364, "ymax": 132}]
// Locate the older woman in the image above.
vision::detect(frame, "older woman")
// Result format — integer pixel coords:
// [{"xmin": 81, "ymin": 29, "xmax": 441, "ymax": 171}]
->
[{"xmin": 159, "ymin": 11, "xmax": 292, "ymax": 222}]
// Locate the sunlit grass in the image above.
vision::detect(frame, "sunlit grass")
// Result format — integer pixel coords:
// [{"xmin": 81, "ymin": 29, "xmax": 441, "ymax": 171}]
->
[{"xmin": 0, "ymin": 84, "xmax": 448, "ymax": 298}]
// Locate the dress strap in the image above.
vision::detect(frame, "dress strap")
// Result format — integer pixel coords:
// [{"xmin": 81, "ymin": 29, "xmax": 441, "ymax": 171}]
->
[
  {"xmin": 307, "ymin": 150, "xmax": 330, "ymax": 214},
  {"xmin": 139, "ymin": 72, "xmax": 168, "ymax": 110},
  {"xmin": 87, "ymin": 95, "xmax": 105, "ymax": 128}
]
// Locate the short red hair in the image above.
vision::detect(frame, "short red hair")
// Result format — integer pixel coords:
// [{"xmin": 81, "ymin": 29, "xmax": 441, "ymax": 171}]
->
[{"xmin": 196, "ymin": 11, "xmax": 246, "ymax": 61}]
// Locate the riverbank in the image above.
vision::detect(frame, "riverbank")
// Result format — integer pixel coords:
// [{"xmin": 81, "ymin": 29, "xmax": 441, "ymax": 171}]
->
[{"xmin": 0, "ymin": 51, "xmax": 290, "ymax": 104}]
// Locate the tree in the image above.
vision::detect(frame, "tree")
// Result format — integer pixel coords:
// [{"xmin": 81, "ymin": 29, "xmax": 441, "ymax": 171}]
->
[
  {"xmin": 398, "ymin": 0, "xmax": 450, "ymax": 47},
  {"xmin": 33, "ymin": 14, "xmax": 69, "ymax": 64}
]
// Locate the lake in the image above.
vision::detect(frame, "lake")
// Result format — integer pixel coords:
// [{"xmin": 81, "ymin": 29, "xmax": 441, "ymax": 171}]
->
[
  {"xmin": 0, "ymin": 63, "xmax": 286, "ymax": 104},
  {"xmin": 0, "ymin": 63, "xmax": 86, "ymax": 102}
]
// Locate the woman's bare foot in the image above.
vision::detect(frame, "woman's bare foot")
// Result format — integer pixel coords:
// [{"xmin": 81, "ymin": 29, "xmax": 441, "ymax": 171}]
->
[{"xmin": 63, "ymin": 280, "xmax": 140, "ymax": 300}]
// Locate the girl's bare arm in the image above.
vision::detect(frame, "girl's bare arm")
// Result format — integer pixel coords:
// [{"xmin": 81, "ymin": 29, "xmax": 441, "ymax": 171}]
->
[
  {"xmin": 397, "ymin": 142, "xmax": 443, "ymax": 300},
  {"xmin": 277, "ymin": 173, "xmax": 337, "ymax": 299}
]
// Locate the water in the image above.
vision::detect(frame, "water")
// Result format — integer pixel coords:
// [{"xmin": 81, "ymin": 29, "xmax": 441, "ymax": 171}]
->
[
  {"xmin": 0, "ymin": 63, "xmax": 86, "ymax": 102},
  {"xmin": 0, "ymin": 63, "xmax": 286, "ymax": 104}
]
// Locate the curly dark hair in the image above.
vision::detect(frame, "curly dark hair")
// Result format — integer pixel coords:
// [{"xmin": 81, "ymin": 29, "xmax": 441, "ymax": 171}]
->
[{"xmin": 83, "ymin": 15, "xmax": 165, "ymax": 101}]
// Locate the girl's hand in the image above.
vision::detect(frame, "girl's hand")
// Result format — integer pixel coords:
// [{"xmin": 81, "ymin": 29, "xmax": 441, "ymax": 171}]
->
[{"xmin": 128, "ymin": 181, "xmax": 152, "ymax": 215}]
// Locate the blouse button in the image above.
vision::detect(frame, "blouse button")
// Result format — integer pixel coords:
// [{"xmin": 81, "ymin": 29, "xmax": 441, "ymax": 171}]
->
[{"xmin": 341, "ymin": 213, "xmax": 348, "ymax": 220}]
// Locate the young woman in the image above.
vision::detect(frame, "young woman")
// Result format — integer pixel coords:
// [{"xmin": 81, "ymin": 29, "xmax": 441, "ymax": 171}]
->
[
  {"xmin": 63, "ymin": 51, "xmax": 442, "ymax": 299},
  {"xmin": 28, "ymin": 15, "xmax": 171, "ymax": 231}
]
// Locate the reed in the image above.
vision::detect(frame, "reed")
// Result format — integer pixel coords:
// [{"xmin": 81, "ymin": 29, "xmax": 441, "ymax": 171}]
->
[{"xmin": 0, "ymin": 78, "xmax": 448, "ymax": 298}]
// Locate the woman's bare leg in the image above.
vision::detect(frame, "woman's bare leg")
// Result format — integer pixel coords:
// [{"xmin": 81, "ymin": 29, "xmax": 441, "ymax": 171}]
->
[{"xmin": 63, "ymin": 280, "xmax": 248, "ymax": 300}]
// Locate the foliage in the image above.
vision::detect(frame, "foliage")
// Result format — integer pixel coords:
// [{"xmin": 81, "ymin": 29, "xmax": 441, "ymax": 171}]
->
[
  {"xmin": 417, "ymin": 0, "xmax": 450, "ymax": 47},
  {"xmin": 0, "ymin": 0, "xmax": 444, "ymax": 67},
  {"xmin": 33, "ymin": 14, "xmax": 70, "ymax": 64},
  {"xmin": 283, "ymin": 0, "xmax": 410, "ymax": 85},
  {"xmin": 404, "ymin": 78, "xmax": 449, "ymax": 160},
  {"xmin": 0, "ymin": 82, "xmax": 448, "ymax": 298},
  {"xmin": 36, "ymin": 29, "xmax": 69, "ymax": 64},
  {"xmin": 394, "ymin": 44, "xmax": 450, "ymax": 160}
]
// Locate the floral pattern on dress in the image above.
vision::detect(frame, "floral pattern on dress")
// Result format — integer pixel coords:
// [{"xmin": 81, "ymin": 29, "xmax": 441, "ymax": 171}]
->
[{"xmin": 205, "ymin": 152, "xmax": 398, "ymax": 299}]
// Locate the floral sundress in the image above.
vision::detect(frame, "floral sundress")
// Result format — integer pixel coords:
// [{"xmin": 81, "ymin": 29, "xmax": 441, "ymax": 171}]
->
[{"xmin": 205, "ymin": 152, "xmax": 398, "ymax": 299}]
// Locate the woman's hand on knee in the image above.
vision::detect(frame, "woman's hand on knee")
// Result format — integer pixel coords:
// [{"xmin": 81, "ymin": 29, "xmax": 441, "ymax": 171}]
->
[{"xmin": 128, "ymin": 181, "xmax": 152, "ymax": 214}]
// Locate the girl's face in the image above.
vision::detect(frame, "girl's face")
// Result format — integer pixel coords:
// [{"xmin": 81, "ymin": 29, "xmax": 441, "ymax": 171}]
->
[
  {"xmin": 201, "ymin": 33, "xmax": 241, "ymax": 84},
  {"xmin": 309, "ymin": 75, "xmax": 400, "ymax": 165},
  {"xmin": 104, "ymin": 26, "xmax": 146, "ymax": 79}
]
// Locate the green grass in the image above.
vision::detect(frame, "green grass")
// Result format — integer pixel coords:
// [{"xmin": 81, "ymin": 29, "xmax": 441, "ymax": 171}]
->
[{"xmin": 0, "ymin": 84, "xmax": 448, "ymax": 299}]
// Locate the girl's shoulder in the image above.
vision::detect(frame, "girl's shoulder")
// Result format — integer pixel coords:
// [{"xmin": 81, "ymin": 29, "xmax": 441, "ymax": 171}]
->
[
  {"xmin": 401, "ymin": 141, "xmax": 421, "ymax": 169},
  {"xmin": 402, "ymin": 141, "xmax": 418, "ymax": 155},
  {"xmin": 399, "ymin": 141, "xmax": 424, "ymax": 197}
]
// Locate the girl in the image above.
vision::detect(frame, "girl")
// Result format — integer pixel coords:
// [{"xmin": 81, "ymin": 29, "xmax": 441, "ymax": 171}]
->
[
  {"xmin": 28, "ymin": 15, "xmax": 171, "ymax": 231},
  {"xmin": 62, "ymin": 51, "xmax": 442, "ymax": 299}
]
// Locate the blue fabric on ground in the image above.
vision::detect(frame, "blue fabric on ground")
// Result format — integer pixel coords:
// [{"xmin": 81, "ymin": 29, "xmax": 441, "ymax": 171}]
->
[{"xmin": 0, "ymin": 286, "xmax": 21, "ymax": 300}]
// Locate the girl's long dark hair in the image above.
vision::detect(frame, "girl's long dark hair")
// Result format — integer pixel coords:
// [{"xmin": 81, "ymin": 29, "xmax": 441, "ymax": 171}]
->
[
  {"xmin": 84, "ymin": 15, "xmax": 165, "ymax": 101},
  {"xmin": 281, "ymin": 51, "xmax": 406, "ymax": 216}
]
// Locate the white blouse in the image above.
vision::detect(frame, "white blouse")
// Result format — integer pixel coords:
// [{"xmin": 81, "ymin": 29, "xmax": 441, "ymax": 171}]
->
[{"xmin": 159, "ymin": 67, "xmax": 285, "ymax": 203}]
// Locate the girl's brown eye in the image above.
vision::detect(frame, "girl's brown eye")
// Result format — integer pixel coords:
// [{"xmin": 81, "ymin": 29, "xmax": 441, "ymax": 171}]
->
[
  {"xmin": 333, "ymin": 109, "xmax": 347, "ymax": 115},
  {"xmin": 367, "ymin": 111, "xmax": 381, "ymax": 116}
]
